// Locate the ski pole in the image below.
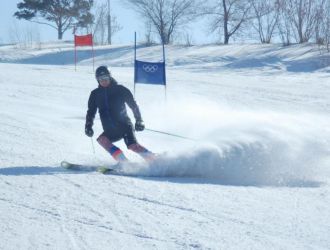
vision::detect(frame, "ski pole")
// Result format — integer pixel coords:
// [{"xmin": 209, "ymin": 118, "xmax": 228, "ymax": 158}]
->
[
  {"xmin": 90, "ymin": 137, "xmax": 96, "ymax": 155},
  {"xmin": 145, "ymin": 128, "xmax": 197, "ymax": 141}
]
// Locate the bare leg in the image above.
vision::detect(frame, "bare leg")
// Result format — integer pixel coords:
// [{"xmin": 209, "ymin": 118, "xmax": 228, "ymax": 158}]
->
[{"xmin": 97, "ymin": 135, "xmax": 128, "ymax": 162}]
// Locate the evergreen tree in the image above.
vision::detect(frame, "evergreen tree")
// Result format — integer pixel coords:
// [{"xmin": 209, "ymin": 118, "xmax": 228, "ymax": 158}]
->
[{"xmin": 14, "ymin": 0, "xmax": 94, "ymax": 40}]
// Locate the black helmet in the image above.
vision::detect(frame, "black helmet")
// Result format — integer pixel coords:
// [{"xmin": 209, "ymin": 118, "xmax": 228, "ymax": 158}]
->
[{"xmin": 95, "ymin": 66, "xmax": 111, "ymax": 79}]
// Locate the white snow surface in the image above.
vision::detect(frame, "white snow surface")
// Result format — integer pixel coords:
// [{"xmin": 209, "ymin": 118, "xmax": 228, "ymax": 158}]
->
[{"xmin": 1, "ymin": 42, "xmax": 330, "ymax": 250}]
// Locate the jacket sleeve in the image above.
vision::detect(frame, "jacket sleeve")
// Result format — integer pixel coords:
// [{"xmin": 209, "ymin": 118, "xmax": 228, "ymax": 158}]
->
[
  {"xmin": 86, "ymin": 91, "xmax": 97, "ymax": 127},
  {"xmin": 123, "ymin": 87, "xmax": 142, "ymax": 121}
]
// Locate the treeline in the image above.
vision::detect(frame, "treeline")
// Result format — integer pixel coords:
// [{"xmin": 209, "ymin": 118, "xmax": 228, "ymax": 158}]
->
[
  {"xmin": 125, "ymin": 0, "xmax": 330, "ymax": 48},
  {"xmin": 13, "ymin": 0, "xmax": 330, "ymax": 49}
]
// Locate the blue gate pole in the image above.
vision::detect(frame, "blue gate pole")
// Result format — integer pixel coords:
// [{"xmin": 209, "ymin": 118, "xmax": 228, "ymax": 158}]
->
[
  {"xmin": 162, "ymin": 41, "xmax": 167, "ymax": 101},
  {"xmin": 134, "ymin": 32, "xmax": 137, "ymax": 97}
]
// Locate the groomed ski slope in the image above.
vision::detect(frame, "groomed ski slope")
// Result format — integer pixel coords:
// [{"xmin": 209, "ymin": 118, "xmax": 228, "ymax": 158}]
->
[{"xmin": 0, "ymin": 43, "xmax": 330, "ymax": 250}]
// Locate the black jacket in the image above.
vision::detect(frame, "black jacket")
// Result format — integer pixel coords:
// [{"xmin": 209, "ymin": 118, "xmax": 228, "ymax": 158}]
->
[{"xmin": 86, "ymin": 79, "xmax": 142, "ymax": 131}]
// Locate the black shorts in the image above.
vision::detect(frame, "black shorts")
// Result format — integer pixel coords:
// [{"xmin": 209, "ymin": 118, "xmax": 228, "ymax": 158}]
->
[{"xmin": 101, "ymin": 123, "xmax": 137, "ymax": 147}]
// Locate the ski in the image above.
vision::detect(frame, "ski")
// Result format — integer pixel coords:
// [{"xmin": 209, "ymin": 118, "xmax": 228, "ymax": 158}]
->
[
  {"xmin": 60, "ymin": 161, "xmax": 116, "ymax": 174},
  {"xmin": 98, "ymin": 166, "xmax": 116, "ymax": 174}
]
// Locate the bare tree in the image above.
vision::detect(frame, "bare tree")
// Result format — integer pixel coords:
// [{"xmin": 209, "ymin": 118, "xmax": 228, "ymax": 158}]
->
[
  {"xmin": 318, "ymin": 0, "xmax": 330, "ymax": 51},
  {"xmin": 325, "ymin": 1, "xmax": 330, "ymax": 51},
  {"xmin": 123, "ymin": 0, "xmax": 199, "ymax": 44},
  {"xmin": 182, "ymin": 32, "xmax": 194, "ymax": 46},
  {"xmin": 275, "ymin": 0, "xmax": 292, "ymax": 45},
  {"xmin": 203, "ymin": 0, "xmax": 252, "ymax": 44},
  {"xmin": 144, "ymin": 21, "xmax": 155, "ymax": 46},
  {"xmin": 8, "ymin": 20, "xmax": 41, "ymax": 49},
  {"xmin": 250, "ymin": 0, "xmax": 280, "ymax": 43},
  {"xmin": 89, "ymin": 3, "xmax": 122, "ymax": 45},
  {"xmin": 281, "ymin": 0, "xmax": 320, "ymax": 43},
  {"xmin": 92, "ymin": 5, "xmax": 107, "ymax": 45}
]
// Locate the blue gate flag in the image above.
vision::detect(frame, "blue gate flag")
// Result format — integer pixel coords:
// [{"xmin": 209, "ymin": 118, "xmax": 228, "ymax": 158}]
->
[{"xmin": 134, "ymin": 60, "xmax": 166, "ymax": 85}]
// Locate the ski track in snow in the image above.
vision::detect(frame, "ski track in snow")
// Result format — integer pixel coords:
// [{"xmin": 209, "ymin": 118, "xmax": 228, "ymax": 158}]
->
[{"xmin": 0, "ymin": 43, "xmax": 330, "ymax": 249}]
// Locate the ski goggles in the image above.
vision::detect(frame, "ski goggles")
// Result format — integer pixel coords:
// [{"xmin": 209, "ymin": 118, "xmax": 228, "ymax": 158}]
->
[{"xmin": 97, "ymin": 75, "xmax": 110, "ymax": 81}]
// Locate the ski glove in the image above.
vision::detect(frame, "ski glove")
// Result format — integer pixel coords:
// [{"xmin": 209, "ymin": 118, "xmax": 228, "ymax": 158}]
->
[
  {"xmin": 85, "ymin": 126, "xmax": 94, "ymax": 137},
  {"xmin": 135, "ymin": 119, "xmax": 145, "ymax": 132}
]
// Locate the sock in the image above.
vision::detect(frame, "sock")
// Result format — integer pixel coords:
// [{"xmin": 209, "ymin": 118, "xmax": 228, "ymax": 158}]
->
[
  {"xmin": 97, "ymin": 135, "xmax": 127, "ymax": 162},
  {"xmin": 109, "ymin": 145, "xmax": 127, "ymax": 162}
]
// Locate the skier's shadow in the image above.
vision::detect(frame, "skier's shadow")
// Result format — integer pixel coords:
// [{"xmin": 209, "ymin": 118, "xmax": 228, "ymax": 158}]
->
[
  {"xmin": 0, "ymin": 166, "xmax": 87, "ymax": 176},
  {"xmin": 0, "ymin": 166, "xmax": 323, "ymax": 188},
  {"xmin": 141, "ymin": 176, "xmax": 324, "ymax": 188}
]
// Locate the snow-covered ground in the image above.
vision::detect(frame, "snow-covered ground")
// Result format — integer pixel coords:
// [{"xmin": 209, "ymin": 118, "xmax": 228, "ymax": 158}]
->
[{"xmin": 0, "ymin": 42, "xmax": 330, "ymax": 249}]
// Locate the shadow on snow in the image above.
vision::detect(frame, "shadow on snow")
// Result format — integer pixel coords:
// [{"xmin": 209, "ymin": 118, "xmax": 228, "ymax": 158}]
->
[
  {"xmin": 0, "ymin": 166, "xmax": 88, "ymax": 175},
  {"xmin": 3, "ymin": 46, "xmax": 134, "ymax": 65},
  {"xmin": 0, "ymin": 165, "xmax": 323, "ymax": 188}
]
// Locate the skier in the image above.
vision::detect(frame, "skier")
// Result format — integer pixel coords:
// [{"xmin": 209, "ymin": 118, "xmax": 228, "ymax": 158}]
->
[{"xmin": 85, "ymin": 65, "xmax": 155, "ymax": 163}]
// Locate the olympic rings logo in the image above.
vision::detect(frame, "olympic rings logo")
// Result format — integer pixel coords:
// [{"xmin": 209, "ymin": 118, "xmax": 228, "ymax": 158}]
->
[{"xmin": 142, "ymin": 64, "xmax": 158, "ymax": 73}]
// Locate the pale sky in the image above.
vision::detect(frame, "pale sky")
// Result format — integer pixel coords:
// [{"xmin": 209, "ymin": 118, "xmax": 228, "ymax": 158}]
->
[{"xmin": 0, "ymin": 0, "xmax": 214, "ymax": 45}]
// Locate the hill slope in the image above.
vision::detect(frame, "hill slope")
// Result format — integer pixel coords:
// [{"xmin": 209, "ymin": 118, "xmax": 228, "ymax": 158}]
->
[{"xmin": 0, "ymin": 43, "xmax": 330, "ymax": 249}]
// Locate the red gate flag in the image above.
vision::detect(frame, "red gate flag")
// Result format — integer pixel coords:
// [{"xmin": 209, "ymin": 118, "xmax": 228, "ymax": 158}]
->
[
  {"xmin": 74, "ymin": 33, "xmax": 94, "ymax": 71},
  {"xmin": 74, "ymin": 34, "xmax": 93, "ymax": 46}
]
